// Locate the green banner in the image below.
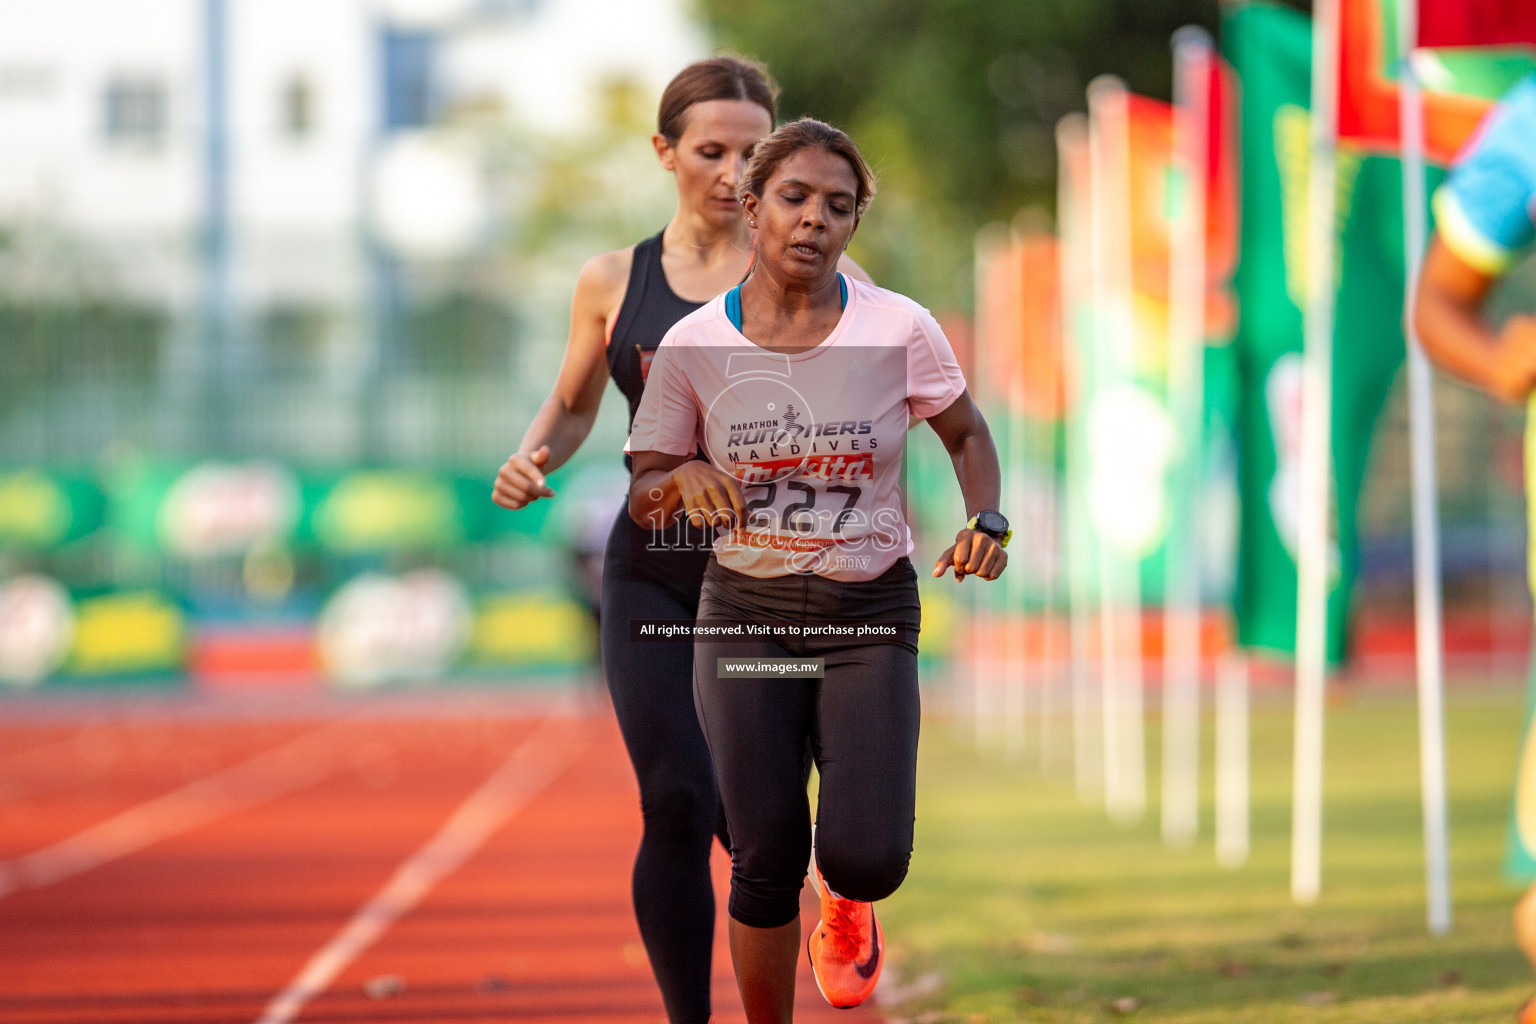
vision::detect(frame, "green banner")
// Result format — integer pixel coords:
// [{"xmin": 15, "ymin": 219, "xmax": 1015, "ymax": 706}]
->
[
  {"xmin": 1224, "ymin": 2, "xmax": 1437, "ymax": 662},
  {"xmin": 311, "ymin": 470, "xmax": 474, "ymax": 552},
  {"xmin": 63, "ymin": 589, "xmax": 188, "ymax": 681},
  {"xmin": 468, "ymin": 590, "xmax": 596, "ymax": 670},
  {"xmin": 0, "ymin": 575, "xmax": 186, "ymax": 686},
  {"xmin": 1508, "ymin": 666, "xmax": 1536, "ymax": 881},
  {"xmin": 105, "ymin": 458, "xmax": 302, "ymax": 557},
  {"xmin": 0, "ymin": 469, "xmax": 105, "ymax": 549},
  {"xmin": 105, "ymin": 460, "xmax": 510, "ymax": 556}
]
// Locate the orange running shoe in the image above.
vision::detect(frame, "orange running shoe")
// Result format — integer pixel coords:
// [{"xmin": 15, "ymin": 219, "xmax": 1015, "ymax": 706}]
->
[{"xmin": 806, "ymin": 845, "xmax": 883, "ymax": 1008}]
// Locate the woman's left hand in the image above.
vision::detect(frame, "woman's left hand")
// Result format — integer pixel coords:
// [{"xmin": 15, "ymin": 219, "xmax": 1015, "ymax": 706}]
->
[{"xmin": 933, "ymin": 528, "xmax": 1007, "ymax": 581}]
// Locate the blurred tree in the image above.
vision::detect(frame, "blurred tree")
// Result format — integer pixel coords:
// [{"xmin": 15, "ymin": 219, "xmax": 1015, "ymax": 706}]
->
[
  {"xmin": 480, "ymin": 72, "xmax": 678, "ymax": 452},
  {"xmin": 0, "ymin": 300, "xmax": 163, "ymax": 386},
  {"xmin": 697, "ymin": 0, "xmax": 1221, "ymax": 310},
  {"xmin": 401, "ymin": 289, "xmax": 518, "ymax": 376},
  {"xmin": 258, "ymin": 303, "xmax": 331, "ymax": 379}
]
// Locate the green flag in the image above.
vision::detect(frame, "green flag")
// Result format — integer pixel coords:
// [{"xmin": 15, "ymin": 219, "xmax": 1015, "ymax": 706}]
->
[{"xmin": 1224, "ymin": 2, "xmax": 1438, "ymax": 663}]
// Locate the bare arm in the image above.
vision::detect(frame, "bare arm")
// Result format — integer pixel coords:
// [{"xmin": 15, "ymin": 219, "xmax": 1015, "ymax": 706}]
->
[
  {"xmin": 924, "ymin": 389, "xmax": 1006, "ymax": 581},
  {"xmin": 492, "ymin": 251, "xmax": 628, "ymax": 510},
  {"xmin": 1414, "ymin": 235, "xmax": 1536, "ymax": 403},
  {"xmin": 628, "ymin": 451, "xmax": 745, "ymax": 531}
]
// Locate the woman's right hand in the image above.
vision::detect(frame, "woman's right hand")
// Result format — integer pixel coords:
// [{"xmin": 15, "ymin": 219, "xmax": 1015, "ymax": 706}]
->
[
  {"xmin": 492, "ymin": 445, "xmax": 557, "ymax": 510},
  {"xmin": 671, "ymin": 461, "xmax": 746, "ymax": 530}
]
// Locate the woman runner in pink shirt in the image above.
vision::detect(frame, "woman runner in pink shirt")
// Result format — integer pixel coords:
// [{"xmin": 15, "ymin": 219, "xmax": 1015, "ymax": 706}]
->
[
  {"xmin": 494, "ymin": 58, "xmax": 870, "ymax": 1024},
  {"xmin": 627, "ymin": 118, "xmax": 1009, "ymax": 1020}
]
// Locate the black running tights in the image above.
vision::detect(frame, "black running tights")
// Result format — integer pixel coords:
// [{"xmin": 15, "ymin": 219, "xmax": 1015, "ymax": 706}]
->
[
  {"xmin": 692, "ymin": 558, "xmax": 923, "ymax": 930},
  {"xmin": 601, "ymin": 570, "xmax": 726, "ymax": 1024}
]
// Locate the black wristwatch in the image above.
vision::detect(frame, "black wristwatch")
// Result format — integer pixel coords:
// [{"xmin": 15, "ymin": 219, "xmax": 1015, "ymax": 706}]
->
[{"xmin": 966, "ymin": 509, "xmax": 1011, "ymax": 548}]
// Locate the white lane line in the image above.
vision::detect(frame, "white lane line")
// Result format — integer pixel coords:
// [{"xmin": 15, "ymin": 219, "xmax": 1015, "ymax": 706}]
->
[
  {"xmin": 0, "ymin": 722, "xmax": 136, "ymax": 778},
  {"xmin": 252, "ymin": 714, "xmax": 587, "ymax": 1024},
  {"xmin": 0, "ymin": 718, "xmax": 366, "ymax": 898}
]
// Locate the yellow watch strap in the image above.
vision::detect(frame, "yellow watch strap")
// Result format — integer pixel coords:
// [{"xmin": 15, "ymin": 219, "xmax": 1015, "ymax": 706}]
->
[{"xmin": 966, "ymin": 515, "xmax": 1010, "ymax": 548}]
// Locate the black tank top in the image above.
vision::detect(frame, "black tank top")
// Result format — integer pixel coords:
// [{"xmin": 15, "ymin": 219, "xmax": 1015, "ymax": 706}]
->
[
  {"xmin": 608, "ymin": 229, "xmax": 706, "ymax": 431},
  {"xmin": 604, "ymin": 228, "xmax": 716, "ymax": 578}
]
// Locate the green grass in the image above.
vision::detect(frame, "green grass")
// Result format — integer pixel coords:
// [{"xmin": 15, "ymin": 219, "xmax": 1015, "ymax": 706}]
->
[{"xmin": 882, "ymin": 687, "xmax": 1534, "ymax": 1023}]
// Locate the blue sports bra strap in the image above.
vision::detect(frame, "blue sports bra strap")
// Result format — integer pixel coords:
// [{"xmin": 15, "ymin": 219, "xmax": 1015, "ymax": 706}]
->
[
  {"xmin": 726, "ymin": 273, "xmax": 845, "ymax": 334},
  {"xmin": 725, "ymin": 283, "xmax": 744, "ymax": 331}
]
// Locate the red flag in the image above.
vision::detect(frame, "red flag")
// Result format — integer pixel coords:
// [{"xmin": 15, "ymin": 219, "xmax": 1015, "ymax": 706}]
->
[
  {"xmin": 1418, "ymin": 0, "xmax": 1536, "ymax": 47},
  {"xmin": 1337, "ymin": 0, "xmax": 1536, "ymax": 161},
  {"xmin": 1017, "ymin": 236, "xmax": 1065, "ymax": 420},
  {"xmin": 1195, "ymin": 52, "xmax": 1239, "ymax": 339},
  {"xmin": 975, "ymin": 233, "xmax": 1064, "ymax": 420}
]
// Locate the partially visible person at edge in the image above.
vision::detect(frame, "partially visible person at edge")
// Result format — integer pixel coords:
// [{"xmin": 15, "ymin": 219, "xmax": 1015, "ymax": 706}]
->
[
  {"xmin": 1411, "ymin": 73, "xmax": 1536, "ymax": 1024},
  {"xmin": 626, "ymin": 118, "xmax": 1009, "ymax": 1020},
  {"xmin": 491, "ymin": 57, "xmax": 869, "ymax": 1024}
]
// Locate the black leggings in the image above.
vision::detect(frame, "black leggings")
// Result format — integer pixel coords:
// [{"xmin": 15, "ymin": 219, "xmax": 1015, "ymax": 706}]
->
[
  {"xmin": 600, "ymin": 509, "xmax": 723, "ymax": 1024},
  {"xmin": 693, "ymin": 558, "xmax": 923, "ymax": 929}
]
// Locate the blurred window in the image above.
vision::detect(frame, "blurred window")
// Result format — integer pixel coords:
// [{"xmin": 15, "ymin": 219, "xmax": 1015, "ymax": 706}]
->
[
  {"xmin": 478, "ymin": 0, "xmax": 542, "ymax": 14},
  {"xmin": 0, "ymin": 299, "xmax": 164, "ymax": 385},
  {"xmin": 103, "ymin": 76, "xmax": 167, "ymax": 146},
  {"xmin": 382, "ymin": 30, "xmax": 436, "ymax": 129},
  {"xmin": 401, "ymin": 290, "xmax": 514, "ymax": 375},
  {"xmin": 259, "ymin": 303, "xmax": 330, "ymax": 377},
  {"xmin": 282, "ymin": 76, "xmax": 314, "ymax": 140}
]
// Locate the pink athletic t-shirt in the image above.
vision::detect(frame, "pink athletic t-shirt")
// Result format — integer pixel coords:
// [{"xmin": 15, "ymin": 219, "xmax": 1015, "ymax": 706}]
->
[{"xmin": 625, "ymin": 275, "xmax": 967, "ymax": 581}]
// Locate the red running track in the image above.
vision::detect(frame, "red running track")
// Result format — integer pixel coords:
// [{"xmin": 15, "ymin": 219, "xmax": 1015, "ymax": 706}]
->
[{"xmin": 0, "ymin": 692, "xmax": 882, "ymax": 1023}]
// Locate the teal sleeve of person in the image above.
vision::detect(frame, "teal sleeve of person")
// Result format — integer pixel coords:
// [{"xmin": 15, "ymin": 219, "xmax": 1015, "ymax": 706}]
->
[{"xmin": 1433, "ymin": 74, "xmax": 1536, "ymax": 275}]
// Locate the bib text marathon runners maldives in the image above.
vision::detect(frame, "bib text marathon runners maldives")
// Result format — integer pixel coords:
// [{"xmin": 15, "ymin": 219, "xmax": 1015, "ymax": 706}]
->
[{"xmin": 626, "ymin": 276, "xmax": 965, "ymax": 581}]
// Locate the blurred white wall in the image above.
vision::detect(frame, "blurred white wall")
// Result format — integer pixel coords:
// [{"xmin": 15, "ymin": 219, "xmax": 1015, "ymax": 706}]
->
[
  {"xmin": 0, "ymin": 0, "xmax": 201, "ymax": 236},
  {"xmin": 0, "ymin": 0, "xmax": 707, "ymax": 466},
  {"xmin": 231, "ymin": 0, "xmax": 374, "ymax": 234},
  {"xmin": 443, "ymin": 0, "xmax": 707, "ymax": 136},
  {"xmin": 0, "ymin": 0, "xmax": 706, "ymax": 301}
]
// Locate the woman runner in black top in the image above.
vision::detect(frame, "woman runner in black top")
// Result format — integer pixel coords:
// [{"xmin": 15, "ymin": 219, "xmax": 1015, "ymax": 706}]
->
[{"xmin": 492, "ymin": 56, "xmax": 868, "ymax": 1024}]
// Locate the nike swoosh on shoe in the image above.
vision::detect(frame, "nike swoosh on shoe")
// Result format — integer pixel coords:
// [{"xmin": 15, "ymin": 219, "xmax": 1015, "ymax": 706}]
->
[{"xmin": 855, "ymin": 922, "xmax": 880, "ymax": 979}]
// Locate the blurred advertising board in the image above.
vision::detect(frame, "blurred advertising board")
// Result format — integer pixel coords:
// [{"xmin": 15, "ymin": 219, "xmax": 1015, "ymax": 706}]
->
[
  {"xmin": 0, "ymin": 469, "xmax": 106, "ymax": 549},
  {"xmin": 0, "ymin": 458, "xmax": 601, "ymax": 690},
  {"xmin": 0, "ymin": 576, "xmax": 186, "ymax": 688}
]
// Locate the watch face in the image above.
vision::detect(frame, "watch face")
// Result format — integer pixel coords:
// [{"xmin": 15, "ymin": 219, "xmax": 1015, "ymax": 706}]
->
[{"xmin": 976, "ymin": 509, "xmax": 1008, "ymax": 535}]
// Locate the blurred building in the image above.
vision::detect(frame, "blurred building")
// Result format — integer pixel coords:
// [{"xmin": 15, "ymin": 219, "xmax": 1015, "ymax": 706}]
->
[{"xmin": 0, "ymin": 0, "xmax": 704, "ymax": 465}]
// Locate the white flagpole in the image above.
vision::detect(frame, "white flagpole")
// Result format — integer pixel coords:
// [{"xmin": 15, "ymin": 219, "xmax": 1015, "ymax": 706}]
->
[
  {"xmin": 1088, "ymin": 82, "xmax": 1125, "ymax": 813},
  {"xmin": 1112, "ymin": 87, "xmax": 1148, "ymax": 825},
  {"xmin": 1215, "ymin": 650, "xmax": 1251, "ymax": 867},
  {"xmin": 1399, "ymin": 3, "xmax": 1453, "ymax": 933},
  {"xmin": 1039, "ymin": 391, "xmax": 1064, "ymax": 776},
  {"xmin": 1005, "ymin": 238, "xmax": 1031, "ymax": 766},
  {"xmin": 1293, "ymin": 0, "xmax": 1341, "ymax": 906},
  {"xmin": 1088, "ymin": 75, "xmax": 1146, "ymax": 824},
  {"xmin": 970, "ymin": 567, "xmax": 996, "ymax": 751},
  {"xmin": 1057, "ymin": 113, "xmax": 1105, "ymax": 801},
  {"xmin": 1011, "ymin": 221, "xmax": 1066, "ymax": 776},
  {"xmin": 972, "ymin": 228, "xmax": 1009, "ymax": 753},
  {"xmin": 1163, "ymin": 25, "xmax": 1214, "ymax": 850}
]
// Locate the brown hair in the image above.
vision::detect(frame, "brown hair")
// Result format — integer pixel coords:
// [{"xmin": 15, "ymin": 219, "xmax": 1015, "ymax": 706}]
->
[
  {"xmin": 737, "ymin": 118, "xmax": 878, "ymax": 217},
  {"xmin": 657, "ymin": 54, "xmax": 778, "ymax": 144}
]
